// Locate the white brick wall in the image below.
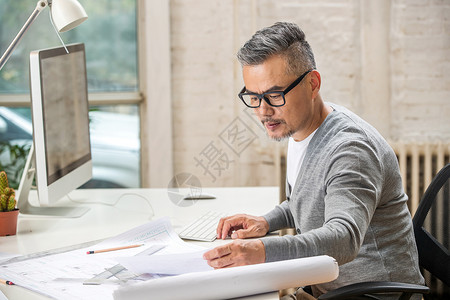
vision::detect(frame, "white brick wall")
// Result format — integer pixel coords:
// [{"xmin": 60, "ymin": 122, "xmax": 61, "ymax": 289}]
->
[
  {"xmin": 390, "ymin": 0, "xmax": 450, "ymax": 142},
  {"xmin": 169, "ymin": 0, "xmax": 450, "ymax": 187}
]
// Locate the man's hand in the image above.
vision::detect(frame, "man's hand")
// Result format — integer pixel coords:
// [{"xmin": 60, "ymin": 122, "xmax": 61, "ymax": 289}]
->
[
  {"xmin": 203, "ymin": 239, "xmax": 265, "ymax": 269},
  {"xmin": 217, "ymin": 214, "xmax": 269, "ymax": 240}
]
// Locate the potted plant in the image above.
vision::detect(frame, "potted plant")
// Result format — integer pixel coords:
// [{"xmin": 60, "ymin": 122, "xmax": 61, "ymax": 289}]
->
[{"xmin": 0, "ymin": 170, "xmax": 19, "ymax": 236}]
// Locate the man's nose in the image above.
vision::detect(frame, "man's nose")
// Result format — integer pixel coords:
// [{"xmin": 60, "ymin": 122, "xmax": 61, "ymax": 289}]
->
[{"xmin": 256, "ymin": 97, "xmax": 274, "ymax": 116}]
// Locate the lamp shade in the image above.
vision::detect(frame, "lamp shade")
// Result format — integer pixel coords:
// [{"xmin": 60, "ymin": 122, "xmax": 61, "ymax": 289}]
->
[{"xmin": 51, "ymin": 0, "xmax": 88, "ymax": 32}]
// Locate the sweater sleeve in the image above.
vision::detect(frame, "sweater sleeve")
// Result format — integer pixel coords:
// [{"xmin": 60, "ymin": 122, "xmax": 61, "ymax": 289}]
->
[{"xmin": 263, "ymin": 200, "xmax": 295, "ymax": 232}]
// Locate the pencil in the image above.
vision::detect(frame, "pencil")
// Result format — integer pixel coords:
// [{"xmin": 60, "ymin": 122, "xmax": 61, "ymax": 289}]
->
[
  {"xmin": 86, "ymin": 244, "xmax": 144, "ymax": 254},
  {"xmin": 0, "ymin": 279, "xmax": 14, "ymax": 285}
]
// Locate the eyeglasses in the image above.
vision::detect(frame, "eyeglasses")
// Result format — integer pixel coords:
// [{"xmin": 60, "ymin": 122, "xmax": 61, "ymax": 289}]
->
[{"xmin": 238, "ymin": 70, "xmax": 312, "ymax": 108}]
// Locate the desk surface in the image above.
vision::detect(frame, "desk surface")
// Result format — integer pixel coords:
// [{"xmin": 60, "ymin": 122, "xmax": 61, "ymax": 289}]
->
[{"xmin": 0, "ymin": 186, "xmax": 280, "ymax": 300}]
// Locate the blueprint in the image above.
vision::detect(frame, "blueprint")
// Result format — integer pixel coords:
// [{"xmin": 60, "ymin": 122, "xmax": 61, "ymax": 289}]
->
[{"xmin": 0, "ymin": 217, "xmax": 205, "ymax": 300}]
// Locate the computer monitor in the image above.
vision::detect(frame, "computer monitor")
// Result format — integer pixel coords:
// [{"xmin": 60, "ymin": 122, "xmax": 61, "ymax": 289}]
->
[{"xmin": 17, "ymin": 43, "xmax": 91, "ymax": 217}]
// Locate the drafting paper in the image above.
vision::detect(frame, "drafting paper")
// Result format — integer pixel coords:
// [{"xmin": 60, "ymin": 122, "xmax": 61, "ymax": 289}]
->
[
  {"xmin": 0, "ymin": 217, "xmax": 205, "ymax": 300},
  {"xmin": 0, "ymin": 290, "xmax": 7, "ymax": 300},
  {"xmin": 113, "ymin": 255, "xmax": 339, "ymax": 300},
  {"xmin": 117, "ymin": 250, "xmax": 213, "ymax": 275},
  {"xmin": 0, "ymin": 252, "xmax": 19, "ymax": 264}
]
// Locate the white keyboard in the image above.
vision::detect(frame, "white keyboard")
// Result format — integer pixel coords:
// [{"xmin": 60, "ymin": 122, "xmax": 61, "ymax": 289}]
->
[{"xmin": 178, "ymin": 211, "xmax": 226, "ymax": 242}]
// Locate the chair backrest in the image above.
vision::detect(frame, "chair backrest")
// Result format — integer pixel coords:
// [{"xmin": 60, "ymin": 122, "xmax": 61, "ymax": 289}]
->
[{"xmin": 413, "ymin": 163, "xmax": 450, "ymax": 297}]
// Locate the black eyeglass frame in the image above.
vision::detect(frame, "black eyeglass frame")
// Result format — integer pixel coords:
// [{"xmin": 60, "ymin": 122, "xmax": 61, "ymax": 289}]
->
[{"xmin": 238, "ymin": 70, "xmax": 313, "ymax": 108}]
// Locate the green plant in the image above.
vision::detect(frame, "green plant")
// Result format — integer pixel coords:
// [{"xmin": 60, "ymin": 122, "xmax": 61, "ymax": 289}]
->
[
  {"xmin": 0, "ymin": 142, "xmax": 31, "ymax": 190},
  {"xmin": 0, "ymin": 171, "xmax": 16, "ymax": 212}
]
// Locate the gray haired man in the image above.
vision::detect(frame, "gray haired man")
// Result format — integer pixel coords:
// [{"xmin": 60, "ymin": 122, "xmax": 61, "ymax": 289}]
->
[{"xmin": 203, "ymin": 22, "xmax": 424, "ymax": 299}]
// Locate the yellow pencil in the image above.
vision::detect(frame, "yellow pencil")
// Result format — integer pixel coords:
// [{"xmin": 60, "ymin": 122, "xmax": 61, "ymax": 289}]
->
[
  {"xmin": 0, "ymin": 279, "xmax": 14, "ymax": 285},
  {"xmin": 86, "ymin": 244, "xmax": 143, "ymax": 254}
]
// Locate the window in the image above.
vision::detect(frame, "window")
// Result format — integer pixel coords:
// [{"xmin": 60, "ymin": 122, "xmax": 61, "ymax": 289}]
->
[{"xmin": 0, "ymin": 0, "xmax": 141, "ymax": 188}]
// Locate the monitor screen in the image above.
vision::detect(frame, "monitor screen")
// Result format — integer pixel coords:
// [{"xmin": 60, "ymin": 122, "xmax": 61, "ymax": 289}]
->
[
  {"xmin": 39, "ymin": 46, "xmax": 91, "ymax": 185},
  {"xmin": 29, "ymin": 43, "xmax": 92, "ymax": 207}
]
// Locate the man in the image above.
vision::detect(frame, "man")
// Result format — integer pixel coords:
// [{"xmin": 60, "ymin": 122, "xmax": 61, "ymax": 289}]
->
[{"xmin": 203, "ymin": 22, "xmax": 424, "ymax": 299}]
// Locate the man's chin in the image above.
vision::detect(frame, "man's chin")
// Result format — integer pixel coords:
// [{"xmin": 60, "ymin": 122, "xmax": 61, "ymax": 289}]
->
[{"xmin": 266, "ymin": 131, "xmax": 292, "ymax": 142}]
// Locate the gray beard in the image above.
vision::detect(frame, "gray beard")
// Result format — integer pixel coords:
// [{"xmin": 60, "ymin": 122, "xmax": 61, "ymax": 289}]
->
[{"xmin": 267, "ymin": 129, "xmax": 295, "ymax": 142}]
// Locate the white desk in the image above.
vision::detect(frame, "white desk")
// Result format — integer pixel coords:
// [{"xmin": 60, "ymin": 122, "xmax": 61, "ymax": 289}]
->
[{"xmin": 0, "ymin": 187, "xmax": 280, "ymax": 300}]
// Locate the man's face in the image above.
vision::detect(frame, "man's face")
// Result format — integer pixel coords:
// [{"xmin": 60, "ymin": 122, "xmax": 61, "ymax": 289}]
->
[{"xmin": 242, "ymin": 55, "xmax": 314, "ymax": 142}]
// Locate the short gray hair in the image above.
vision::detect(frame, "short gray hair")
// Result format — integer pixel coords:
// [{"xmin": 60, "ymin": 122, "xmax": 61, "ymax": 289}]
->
[{"xmin": 237, "ymin": 22, "xmax": 316, "ymax": 76}]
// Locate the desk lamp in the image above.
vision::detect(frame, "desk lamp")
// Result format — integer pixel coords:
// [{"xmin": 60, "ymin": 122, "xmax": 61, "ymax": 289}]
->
[{"xmin": 0, "ymin": 0, "xmax": 88, "ymax": 70}]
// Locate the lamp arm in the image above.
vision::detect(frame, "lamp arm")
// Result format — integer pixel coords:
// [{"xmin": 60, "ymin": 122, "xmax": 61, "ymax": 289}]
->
[{"xmin": 0, "ymin": 0, "xmax": 49, "ymax": 71}]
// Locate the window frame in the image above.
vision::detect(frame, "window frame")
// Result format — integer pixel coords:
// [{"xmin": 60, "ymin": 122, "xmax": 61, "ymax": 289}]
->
[{"xmin": 0, "ymin": 0, "xmax": 173, "ymax": 188}]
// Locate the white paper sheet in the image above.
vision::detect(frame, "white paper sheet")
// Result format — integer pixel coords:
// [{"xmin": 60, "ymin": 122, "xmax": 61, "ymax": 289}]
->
[
  {"xmin": 0, "ymin": 290, "xmax": 8, "ymax": 300},
  {"xmin": 0, "ymin": 252, "xmax": 19, "ymax": 264},
  {"xmin": 113, "ymin": 255, "xmax": 339, "ymax": 300},
  {"xmin": 0, "ymin": 217, "xmax": 206, "ymax": 300},
  {"xmin": 117, "ymin": 250, "xmax": 213, "ymax": 275}
]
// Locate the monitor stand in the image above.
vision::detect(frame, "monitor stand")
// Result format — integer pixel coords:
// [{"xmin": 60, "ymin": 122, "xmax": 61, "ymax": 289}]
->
[{"xmin": 16, "ymin": 145, "xmax": 90, "ymax": 218}]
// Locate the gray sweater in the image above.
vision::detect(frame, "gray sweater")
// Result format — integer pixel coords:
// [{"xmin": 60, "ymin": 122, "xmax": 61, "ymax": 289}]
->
[{"xmin": 261, "ymin": 104, "xmax": 424, "ymax": 296}]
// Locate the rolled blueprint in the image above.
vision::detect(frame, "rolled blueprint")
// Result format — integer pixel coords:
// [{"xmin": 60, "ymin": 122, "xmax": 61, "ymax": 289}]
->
[{"xmin": 113, "ymin": 255, "xmax": 338, "ymax": 300}]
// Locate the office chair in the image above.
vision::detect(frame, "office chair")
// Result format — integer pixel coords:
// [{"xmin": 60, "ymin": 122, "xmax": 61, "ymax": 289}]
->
[{"xmin": 318, "ymin": 163, "xmax": 450, "ymax": 300}]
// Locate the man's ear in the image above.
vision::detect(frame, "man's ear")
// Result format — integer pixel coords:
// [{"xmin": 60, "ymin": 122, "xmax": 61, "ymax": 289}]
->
[{"xmin": 309, "ymin": 70, "xmax": 321, "ymax": 98}]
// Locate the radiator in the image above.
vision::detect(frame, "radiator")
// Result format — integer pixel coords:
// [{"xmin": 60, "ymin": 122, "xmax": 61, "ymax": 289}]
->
[{"xmin": 390, "ymin": 141, "xmax": 450, "ymax": 216}]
